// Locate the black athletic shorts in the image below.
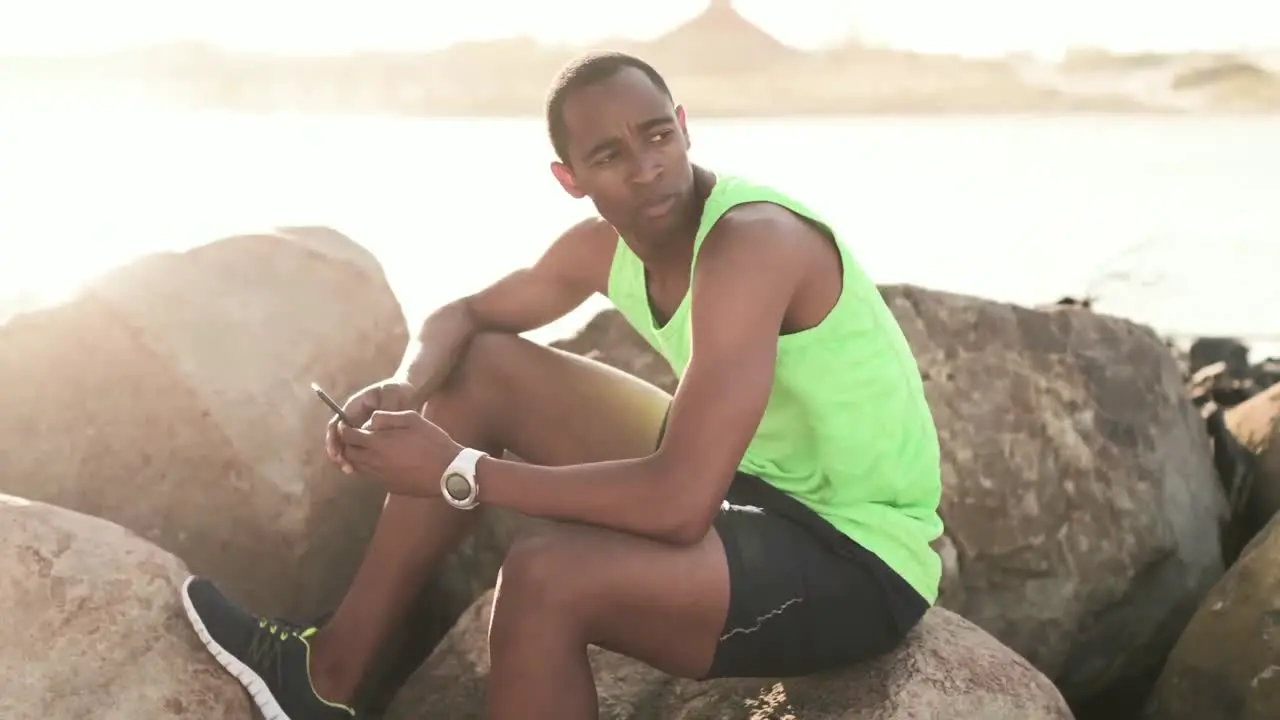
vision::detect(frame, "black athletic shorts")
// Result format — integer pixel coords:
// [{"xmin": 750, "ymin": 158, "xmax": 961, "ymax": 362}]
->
[
  {"xmin": 657, "ymin": 417, "xmax": 931, "ymax": 679},
  {"xmin": 705, "ymin": 473, "xmax": 929, "ymax": 679}
]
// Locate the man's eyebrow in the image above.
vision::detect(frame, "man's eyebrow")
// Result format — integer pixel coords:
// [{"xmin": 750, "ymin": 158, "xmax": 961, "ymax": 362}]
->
[
  {"xmin": 637, "ymin": 117, "xmax": 672, "ymax": 133},
  {"xmin": 581, "ymin": 117, "xmax": 673, "ymax": 159},
  {"xmin": 584, "ymin": 136, "xmax": 622, "ymax": 160}
]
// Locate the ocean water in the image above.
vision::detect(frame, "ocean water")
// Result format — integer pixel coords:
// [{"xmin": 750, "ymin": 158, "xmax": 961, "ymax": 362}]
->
[{"xmin": 1, "ymin": 108, "xmax": 1277, "ymax": 356}]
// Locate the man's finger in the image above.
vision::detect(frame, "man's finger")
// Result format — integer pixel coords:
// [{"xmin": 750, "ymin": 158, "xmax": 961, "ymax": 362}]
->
[
  {"xmin": 324, "ymin": 416, "xmax": 343, "ymax": 463},
  {"xmin": 369, "ymin": 409, "xmax": 418, "ymax": 430},
  {"xmin": 338, "ymin": 446, "xmax": 361, "ymax": 474},
  {"xmin": 343, "ymin": 444, "xmax": 368, "ymax": 465},
  {"xmin": 338, "ymin": 422, "xmax": 375, "ymax": 449}
]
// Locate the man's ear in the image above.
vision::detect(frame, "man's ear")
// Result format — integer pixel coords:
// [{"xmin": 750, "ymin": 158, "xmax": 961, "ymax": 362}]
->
[
  {"xmin": 550, "ymin": 161, "xmax": 585, "ymax": 199},
  {"xmin": 675, "ymin": 104, "xmax": 691, "ymax": 150}
]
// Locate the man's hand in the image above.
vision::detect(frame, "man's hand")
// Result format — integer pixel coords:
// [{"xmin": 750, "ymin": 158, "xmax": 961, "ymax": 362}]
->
[
  {"xmin": 338, "ymin": 411, "xmax": 463, "ymax": 496},
  {"xmin": 324, "ymin": 380, "xmax": 419, "ymax": 474}
]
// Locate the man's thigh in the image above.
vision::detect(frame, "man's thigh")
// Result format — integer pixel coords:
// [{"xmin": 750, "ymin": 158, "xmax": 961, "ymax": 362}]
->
[
  {"xmin": 705, "ymin": 474, "xmax": 929, "ymax": 679},
  {"xmin": 444, "ymin": 331, "xmax": 672, "ymax": 467}
]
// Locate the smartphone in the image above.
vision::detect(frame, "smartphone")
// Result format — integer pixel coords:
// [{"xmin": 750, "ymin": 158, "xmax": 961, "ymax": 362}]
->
[{"xmin": 311, "ymin": 382, "xmax": 354, "ymax": 426}]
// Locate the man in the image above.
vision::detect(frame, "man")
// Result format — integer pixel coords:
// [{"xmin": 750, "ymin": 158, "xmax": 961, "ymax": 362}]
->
[{"xmin": 180, "ymin": 51, "xmax": 944, "ymax": 720}]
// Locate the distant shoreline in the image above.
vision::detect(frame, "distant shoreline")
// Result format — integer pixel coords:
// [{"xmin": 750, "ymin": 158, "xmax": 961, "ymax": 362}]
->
[{"xmin": 2, "ymin": 26, "xmax": 1278, "ymax": 116}]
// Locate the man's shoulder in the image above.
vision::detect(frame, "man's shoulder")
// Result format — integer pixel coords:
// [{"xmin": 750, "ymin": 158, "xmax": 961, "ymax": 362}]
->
[
  {"xmin": 702, "ymin": 200, "xmax": 830, "ymax": 262},
  {"xmin": 558, "ymin": 216, "xmax": 619, "ymax": 247},
  {"xmin": 545, "ymin": 217, "xmax": 619, "ymax": 294}
]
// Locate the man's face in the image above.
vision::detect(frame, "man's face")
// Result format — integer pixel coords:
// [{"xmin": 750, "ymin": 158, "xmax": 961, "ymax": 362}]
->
[{"xmin": 551, "ymin": 68, "xmax": 695, "ymax": 243}]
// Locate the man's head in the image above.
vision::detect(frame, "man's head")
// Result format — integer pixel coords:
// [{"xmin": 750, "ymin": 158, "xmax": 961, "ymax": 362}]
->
[{"xmin": 545, "ymin": 52, "xmax": 696, "ymax": 245}]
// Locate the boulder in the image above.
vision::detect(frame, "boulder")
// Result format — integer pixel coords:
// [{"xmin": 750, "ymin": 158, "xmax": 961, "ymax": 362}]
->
[
  {"xmin": 0, "ymin": 493, "xmax": 249, "ymax": 719},
  {"xmin": 1189, "ymin": 337, "xmax": 1252, "ymax": 380},
  {"xmin": 385, "ymin": 589, "xmax": 1074, "ymax": 720},
  {"xmin": 1254, "ymin": 357, "xmax": 1280, "ymax": 390},
  {"xmin": 1223, "ymin": 383, "xmax": 1280, "ymax": 545},
  {"xmin": 880, "ymin": 285, "xmax": 1227, "ymax": 701},
  {"xmin": 1184, "ymin": 338, "xmax": 1279, "ymax": 411},
  {"xmin": 0, "ymin": 227, "xmax": 408, "ymax": 620},
  {"xmin": 1146, "ymin": 511, "xmax": 1280, "ymax": 720}
]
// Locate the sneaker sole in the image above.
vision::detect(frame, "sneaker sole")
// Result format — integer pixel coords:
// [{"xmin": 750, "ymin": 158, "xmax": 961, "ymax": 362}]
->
[{"xmin": 179, "ymin": 575, "xmax": 293, "ymax": 720}]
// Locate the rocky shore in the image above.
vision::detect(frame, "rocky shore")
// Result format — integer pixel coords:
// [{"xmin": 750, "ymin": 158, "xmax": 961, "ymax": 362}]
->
[{"xmin": 1, "ymin": 229, "xmax": 1276, "ymax": 719}]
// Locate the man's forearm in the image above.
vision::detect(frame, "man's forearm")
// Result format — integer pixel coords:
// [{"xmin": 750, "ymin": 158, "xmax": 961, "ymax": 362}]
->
[
  {"xmin": 393, "ymin": 300, "xmax": 480, "ymax": 405},
  {"xmin": 472, "ymin": 455, "xmax": 711, "ymax": 545}
]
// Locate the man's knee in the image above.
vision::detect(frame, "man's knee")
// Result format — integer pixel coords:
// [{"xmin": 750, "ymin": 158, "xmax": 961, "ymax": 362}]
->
[
  {"xmin": 495, "ymin": 529, "xmax": 585, "ymax": 611},
  {"xmin": 487, "ymin": 529, "xmax": 589, "ymax": 648},
  {"xmin": 446, "ymin": 331, "xmax": 527, "ymax": 395}
]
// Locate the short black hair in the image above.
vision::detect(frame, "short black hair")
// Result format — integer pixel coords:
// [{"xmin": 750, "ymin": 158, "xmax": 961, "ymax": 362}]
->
[{"xmin": 545, "ymin": 51, "xmax": 673, "ymax": 164}]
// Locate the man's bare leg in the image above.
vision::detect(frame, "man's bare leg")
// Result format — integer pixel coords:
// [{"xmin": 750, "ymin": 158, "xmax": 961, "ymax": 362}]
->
[
  {"xmin": 487, "ymin": 522, "xmax": 730, "ymax": 720},
  {"xmin": 306, "ymin": 331, "xmax": 673, "ymax": 703}
]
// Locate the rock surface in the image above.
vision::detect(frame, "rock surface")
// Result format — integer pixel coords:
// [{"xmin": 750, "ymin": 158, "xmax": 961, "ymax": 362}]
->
[
  {"xmin": 386, "ymin": 589, "xmax": 1075, "ymax": 720},
  {"xmin": 1185, "ymin": 336, "xmax": 1280, "ymax": 411},
  {"xmin": 1223, "ymin": 384, "xmax": 1280, "ymax": 550},
  {"xmin": 0, "ymin": 227, "xmax": 408, "ymax": 620},
  {"xmin": 1146, "ymin": 510, "xmax": 1280, "ymax": 720},
  {"xmin": 0, "ymin": 493, "xmax": 250, "ymax": 719},
  {"xmin": 879, "ymin": 284, "xmax": 1228, "ymax": 701}
]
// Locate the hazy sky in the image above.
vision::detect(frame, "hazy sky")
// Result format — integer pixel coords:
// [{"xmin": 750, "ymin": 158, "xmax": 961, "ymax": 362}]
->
[{"xmin": 1, "ymin": 0, "xmax": 1276, "ymax": 57}]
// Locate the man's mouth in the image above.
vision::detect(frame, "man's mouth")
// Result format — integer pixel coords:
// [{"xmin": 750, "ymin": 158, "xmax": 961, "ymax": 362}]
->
[{"xmin": 640, "ymin": 194, "xmax": 677, "ymax": 219}]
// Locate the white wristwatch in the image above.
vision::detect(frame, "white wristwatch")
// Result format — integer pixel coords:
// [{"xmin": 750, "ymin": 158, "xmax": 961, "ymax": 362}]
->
[{"xmin": 440, "ymin": 447, "xmax": 488, "ymax": 510}]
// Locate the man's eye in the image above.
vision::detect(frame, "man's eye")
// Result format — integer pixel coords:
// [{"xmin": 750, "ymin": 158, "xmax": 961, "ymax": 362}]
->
[{"xmin": 649, "ymin": 130, "xmax": 672, "ymax": 142}]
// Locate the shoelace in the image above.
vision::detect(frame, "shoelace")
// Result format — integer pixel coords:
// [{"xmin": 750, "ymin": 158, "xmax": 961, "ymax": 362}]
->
[{"xmin": 246, "ymin": 619, "xmax": 308, "ymax": 689}]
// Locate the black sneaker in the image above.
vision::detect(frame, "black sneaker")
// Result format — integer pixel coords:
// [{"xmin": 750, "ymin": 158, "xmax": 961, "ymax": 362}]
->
[{"xmin": 180, "ymin": 576, "xmax": 356, "ymax": 720}]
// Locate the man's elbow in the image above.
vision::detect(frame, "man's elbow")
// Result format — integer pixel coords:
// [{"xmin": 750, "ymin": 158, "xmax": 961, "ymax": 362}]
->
[
  {"xmin": 663, "ymin": 490, "xmax": 724, "ymax": 546},
  {"xmin": 647, "ymin": 450, "xmax": 735, "ymax": 545}
]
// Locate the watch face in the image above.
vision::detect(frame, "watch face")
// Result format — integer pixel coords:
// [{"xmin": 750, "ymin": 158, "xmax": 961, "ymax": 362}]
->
[{"xmin": 444, "ymin": 472, "xmax": 472, "ymax": 502}]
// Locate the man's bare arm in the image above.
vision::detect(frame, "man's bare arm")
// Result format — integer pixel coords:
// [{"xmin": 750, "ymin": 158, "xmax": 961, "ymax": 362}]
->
[
  {"xmin": 475, "ymin": 207, "xmax": 814, "ymax": 544},
  {"xmin": 395, "ymin": 218, "xmax": 615, "ymax": 404}
]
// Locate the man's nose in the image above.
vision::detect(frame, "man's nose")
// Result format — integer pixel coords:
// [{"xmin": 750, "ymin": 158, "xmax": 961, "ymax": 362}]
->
[{"xmin": 629, "ymin": 151, "xmax": 663, "ymax": 186}]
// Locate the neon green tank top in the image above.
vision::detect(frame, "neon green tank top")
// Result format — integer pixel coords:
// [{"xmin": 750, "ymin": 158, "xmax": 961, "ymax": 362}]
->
[{"xmin": 606, "ymin": 175, "xmax": 944, "ymax": 604}]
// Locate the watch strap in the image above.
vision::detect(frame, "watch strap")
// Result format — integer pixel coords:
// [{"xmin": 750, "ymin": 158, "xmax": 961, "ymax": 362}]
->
[{"xmin": 446, "ymin": 447, "xmax": 487, "ymax": 478}]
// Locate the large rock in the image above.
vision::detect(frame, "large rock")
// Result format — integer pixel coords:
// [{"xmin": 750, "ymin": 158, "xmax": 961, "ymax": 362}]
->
[
  {"xmin": 538, "ymin": 289, "xmax": 1228, "ymax": 704},
  {"xmin": 1146, "ymin": 511, "xmax": 1280, "ymax": 720},
  {"xmin": 1224, "ymin": 383, "xmax": 1280, "ymax": 545},
  {"xmin": 0, "ymin": 227, "xmax": 408, "ymax": 620},
  {"xmin": 385, "ymin": 589, "xmax": 1074, "ymax": 720},
  {"xmin": 1184, "ymin": 338, "xmax": 1280, "ymax": 411},
  {"xmin": 0, "ymin": 493, "xmax": 249, "ymax": 719},
  {"xmin": 881, "ymin": 285, "xmax": 1227, "ymax": 701},
  {"xmin": 1189, "ymin": 337, "xmax": 1252, "ymax": 380}
]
